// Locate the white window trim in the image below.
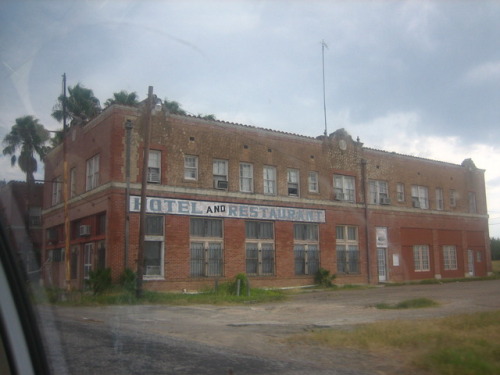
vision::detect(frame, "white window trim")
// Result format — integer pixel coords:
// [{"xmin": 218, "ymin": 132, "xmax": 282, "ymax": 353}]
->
[
  {"xmin": 86, "ymin": 154, "xmax": 100, "ymax": 191},
  {"xmin": 184, "ymin": 155, "xmax": 198, "ymax": 181},
  {"xmin": 334, "ymin": 175, "xmax": 355, "ymax": 202},
  {"xmin": 287, "ymin": 168, "xmax": 300, "ymax": 196},
  {"xmin": 148, "ymin": 150, "xmax": 161, "ymax": 183},
  {"xmin": 239, "ymin": 162, "xmax": 254, "ymax": 193},
  {"xmin": 436, "ymin": 188, "xmax": 444, "ymax": 210},
  {"xmin": 411, "ymin": 185, "xmax": 429, "ymax": 209},
  {"xmin": 397, "ymin": 183, "xmax": 405, "ymax": 202},
  {"xmin": 369, "ymin": 180, "xmax": 389, "ymax": 205},
  {"xmin": 413, "ymin": 245, "xmax": 430, "ymax": 272},
  {"xmin": 308, "ymin": 171, "xmax": 319, "ymax": 193},
  {"xmin": 263, "ymin": 166, "xmax": 276, "ymax": 195},
  {"xmin": 443, "ymin": 245, "xmax": 457, "ymax": 270}
]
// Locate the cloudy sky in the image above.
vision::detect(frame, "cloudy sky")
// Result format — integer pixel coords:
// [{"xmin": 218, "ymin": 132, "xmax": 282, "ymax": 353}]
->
[{"xmin": 1, "ymin": 0, "xmax": 500, "ymax": 236}]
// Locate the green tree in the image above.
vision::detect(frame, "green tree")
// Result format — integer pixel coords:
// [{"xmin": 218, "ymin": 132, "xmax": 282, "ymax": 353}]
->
[
  {"xmin": 2, "ymin": 116, "xmax": 49, "ymax": 183},
  {"xmin": 491, "ymin": 237, "xmax": 500, "ymax": 260},
  {"xmin": 52, "ymin": 83, "xmax": 101, "ymax": 126},
  {"xmin": 163, "ymin": 99, "xmax": 187, "ymax": 115},
  {"xmin": 104, "ymin": 90, "xmax": 139, "ymax": 107}
]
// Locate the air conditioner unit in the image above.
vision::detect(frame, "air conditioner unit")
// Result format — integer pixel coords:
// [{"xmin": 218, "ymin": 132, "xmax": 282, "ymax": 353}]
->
[
  {"xmin": 380, "ymin": 197, "xmax": 391, "ymax": 205},
  {"xmin": 412, "ymin": 200, "xmax": 421, "ymax": 208},
  {"xmin": 335, "ymin": 193, "xmax": 345, "ymax": 201},
  {"xmin": 79, "ymin": 225, "xmax": 91, "ymax": 236},
  {"xmin": 216, "ymin": 180, "xmax": 228, "ymax": 190}
]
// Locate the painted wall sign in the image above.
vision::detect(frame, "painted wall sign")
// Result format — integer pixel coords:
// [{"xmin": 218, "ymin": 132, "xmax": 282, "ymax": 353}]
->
[
  {"xmin": 129, "ymin": 196, "xmax": 326, "ymax": 223},
  {"xmin": 376, "ymin": 227, "xmax": 388, "ymax": 247}
]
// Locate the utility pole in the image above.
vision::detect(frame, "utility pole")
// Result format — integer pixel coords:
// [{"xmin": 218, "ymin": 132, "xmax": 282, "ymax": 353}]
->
[
  {"xmin": 322, "ymin": 40, "xmax": 328, "ymax": 137},
  {"xmin": 136, "ymin": 86, "xmax": 154, "ymax": 298},
  {"xmin": 62, "ymin": 73, "xmax": 71, "ymax": 292},
  {"xmin": 124, "ymin": 119, "xmax": 133, "ymax": 271}
]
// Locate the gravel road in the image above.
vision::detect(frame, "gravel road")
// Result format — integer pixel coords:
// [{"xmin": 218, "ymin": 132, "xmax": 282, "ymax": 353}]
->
[{"xmin": 40, "ymin": 279, "xmax": 500, "ymax": 375}]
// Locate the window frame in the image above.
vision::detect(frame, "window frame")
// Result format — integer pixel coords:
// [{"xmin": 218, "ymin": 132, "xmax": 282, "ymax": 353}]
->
[
  {"xmin": 435, "ymin": 188, "xmax": 444, "ymax": 210},
  {"xmin": 336, "ymin": 225, "xmax": 360, "ymax": 274},
  {"xmin": 368, "ymin": 180, "xmax": 389, "ymax": 205},
  {"xmin": 213, "ymin": 159, "xmax": 228, "ymax": 189},
  {"xmin": 443, "ymin": 245, "xmax": 458, "ymax": 270},
  {"xmin": 263, "ymin": 166, "xmax": 276, "ymax": 195},
  {"xmin": 239, "ymin": 162, "xmax": 254, "ymax": 193},
  {"xmin": 190, "ymin": 218, "xmax": 224, "ymax": 277},
  {"xmin": 293, "ymin": 223, "xmax": 319, "ymax": 276},
  {"xmin": 86, "ymin": 154, "xmax": 100, "ymax": 191},
  {"xmin": 413, "ymin": 245, "xmax": 430, "ymax": 272},
  {"xmin": 245, "ymin": 221, "xmax": 275, "ymax": 276},
  {"xmin": 52, "ymin": 176, "xmax": 62, "ymax": 206},
  {"xmin": 148, "ymin": 150, "xmax": 161, "ymax": 183},
  {"xmin": 287, "ymin": 168, "xmax": 300, "ymax": 197},
  {"xmin": 143, "ymin": 215, "xmax": 165, "ymax": 279},
  {"xmin": 308, "ymin": 171, "xmax": 319, "ymax": 193},
  {"xmin": 333, "ymin": 175, "xmax": 355, "ymax": 202},
  {"xmin": 468, "ymin": 191, "xmax": 477, "ymax": 213},
  {"xmin": 396, "ymin": 183, "xmax": 405, "ymax": 202},
  {"xmin": 184, "ymin": 155, "xmax": 198, "ymax": 181},
  {"xmin": 411, "ymin": 185, "xmax": 429, "ymax": 209}
]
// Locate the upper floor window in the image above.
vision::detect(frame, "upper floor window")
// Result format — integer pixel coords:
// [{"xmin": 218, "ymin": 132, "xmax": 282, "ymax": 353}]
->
[
  {"xmin": 28, "ymin": 207, "xmax": 42, "ymax": 227},
  {"xmin": 240, "ymin": 163, "xmax": 253, "ymax": 193},
  {"xmin": 450, "ymin": 189, "xmax": 457, "ymax": 207},
  {"xmin": 368, "ymin": 180, "xmax": 389, "ymax": 205},
  {"xmin": 70, "ymin": 167, "xmax": 76, "ymax": 198},
  {"xmin": 213, "ymin": 159, "xmax": 228, "ymax": 189},
  {"xmin": 148, "ymin": 150, "xmax": 161, "ymax": 183},
  {"xmin": 86, "ymin": 154, "xmax": 100, "ymax": 191},
  {"xmin": 308, "ymin": 171, "xmax": 319, "ymax": 193},
  {"xmin": 287, "ymin": 169, "xmax": 299, "ymax": 196},
  {"xmin": 334, "ymin": 175, "xmax": 355, "ymax": 202},
  {"xmin": 411, "ymin": 185, "xmax": 428, "ymax": 209},
  {"xmin": 52, "ymin": 176, "xmax": 62, "ymax": 206},
  {"xmin": 435, "ymin": 188, "xmax": 444, "ymax": 210},
  {"xmin": 184, "ymin": 155, "xmax": 198, "ymax": 180},
  {"xmin": 397, "ymin": 183, "xmax": 405, "ymax": 202},
  {"xmin": 263, "ymin": 166, "xmax": 276, "ymax": 195},
  {"xmin": 468, "ymin": 192, "xmax": 477, "ymax": 213}
]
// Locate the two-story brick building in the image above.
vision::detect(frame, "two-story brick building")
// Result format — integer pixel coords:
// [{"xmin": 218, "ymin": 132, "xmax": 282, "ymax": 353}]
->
[{"xmin": 42, "ymin": 102, "xmax": 491, "ymax": 291}]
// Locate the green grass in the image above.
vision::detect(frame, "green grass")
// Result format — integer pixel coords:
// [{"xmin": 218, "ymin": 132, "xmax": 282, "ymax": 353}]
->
[
  {"xmin": 36, "ymin": 284, "xmax": 287, "ymax": 306},
  {"xmin": 492, "ymin": 260, "xmax": 500, "ymax": 274},
  {"xmin": 375, "ymin": 297, "xmax": 439, "ymax": 310},
  {"xmin": 289, "ymin": 310, "xmax": 500, "ymax": 375}
]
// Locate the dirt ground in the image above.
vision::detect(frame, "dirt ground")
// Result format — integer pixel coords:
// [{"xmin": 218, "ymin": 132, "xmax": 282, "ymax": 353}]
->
[{"xmin": 51, "ymin": 279, "xmax": 500, "ymax": 374}]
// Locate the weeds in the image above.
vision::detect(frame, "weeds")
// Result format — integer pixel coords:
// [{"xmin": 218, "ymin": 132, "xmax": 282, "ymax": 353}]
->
[{"xmin": 375, "ymin": 297, "xmax": 439, "ymax": 309}]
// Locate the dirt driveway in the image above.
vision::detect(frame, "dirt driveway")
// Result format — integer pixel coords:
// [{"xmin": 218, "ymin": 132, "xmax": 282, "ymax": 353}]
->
[{"xmin": 52, "ymin": 279, "xmax": 500, "ymax": 374}]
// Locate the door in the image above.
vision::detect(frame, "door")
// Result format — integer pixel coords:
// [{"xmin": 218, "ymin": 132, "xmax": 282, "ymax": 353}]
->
[
  {"xmin": 467, "ymin": 249, "xmax": 475, "ymax": 276},
  {"xmin": 377, "ymin": 248, "xmax": 387, "ymax": 282}
]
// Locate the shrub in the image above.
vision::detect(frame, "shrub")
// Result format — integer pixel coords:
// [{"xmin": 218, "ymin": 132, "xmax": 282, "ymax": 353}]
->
[
  {"xmin": 314, "ymin": 268, "xmax": 336, "ymax": 287},
  {"xmin": 86, "ymin": 268, "xmax": 112, "ymax": 295},
  {"xmin": 119, "ymin": 268, "xmax": 136, "ymax": 293},
  {"xmin": 227, "ymin": 273, "xmax": 250, "ymax": 296}
]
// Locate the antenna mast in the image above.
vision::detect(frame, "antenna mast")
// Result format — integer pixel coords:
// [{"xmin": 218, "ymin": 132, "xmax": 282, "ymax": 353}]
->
[{"xmin": 322, "ymin": 40, "xmax": 328, "ymax": 137}]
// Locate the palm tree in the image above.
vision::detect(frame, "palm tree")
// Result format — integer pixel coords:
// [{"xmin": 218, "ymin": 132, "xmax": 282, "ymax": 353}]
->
[
  {"xmin": 2, "ymin": 116, "xmax": 49, "ymax": 183},
  {"xmin": 52, "ymin": 83, "xmax": 101, "ymax": 126},
  {"xmin": 104, "ymin": 91, "xmax": 139, "ymax": 107}
]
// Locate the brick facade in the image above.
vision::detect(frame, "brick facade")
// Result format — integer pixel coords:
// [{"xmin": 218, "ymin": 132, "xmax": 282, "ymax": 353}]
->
[{"xmin": 42, "ymin": 104, "xmax": 491, "ymax": 291}]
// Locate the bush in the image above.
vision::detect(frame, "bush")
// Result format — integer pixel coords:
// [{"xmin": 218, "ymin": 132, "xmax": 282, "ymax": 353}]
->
[
  {"xmin": 86, "ymin": 268, "xmax": 112, "ymax": 295},
  {"xmin": 119, "ymin": 268, "xmax": 136, "ymax": 293},
  {"xmin": 314, "ymin": 268, "xmax": 336, "ymax": 287},
  {"xmin": 227, "ymin": 273, "xmax": 250, "ymax": 296}
]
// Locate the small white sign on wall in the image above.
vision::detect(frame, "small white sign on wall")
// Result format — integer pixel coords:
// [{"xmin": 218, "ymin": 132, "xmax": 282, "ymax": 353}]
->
[{"xmin": 393, "ymin": 254, "xmax": 400, "ymax": 267}]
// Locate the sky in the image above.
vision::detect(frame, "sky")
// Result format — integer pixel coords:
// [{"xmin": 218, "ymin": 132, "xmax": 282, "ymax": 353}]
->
[{"xmin": 1, "ymin": 0, "xmax": 500, "ymax": 236}]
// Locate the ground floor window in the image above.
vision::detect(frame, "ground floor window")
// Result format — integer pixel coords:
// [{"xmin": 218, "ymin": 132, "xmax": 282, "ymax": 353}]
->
[
  {"xmin": 336, "ymin": 226, "xmax": 359, "ymax": 274},
  {"xmin": 144, "ymin": 215, "xmax": 165, "ymax": 278},
  {"xmin": 83, "ymin": 243, "xmax": 94, "ymax": 280},
  {"xmin": 293, "ymin": 223, "xmax": 319, "ymax": 275},
  {"xmin": 245, "ymin": 221, "xmax": 274, "ymax": 276},
  {"xmin": 413, "ymin": 245, "xmax": 430, "ymax": 272},
  {"xmin": 443, "ymin": 245, "xmax": 457, "ymax": 270},
  {"xmin": 190, "ymin": 218, "xmax": 223, "ymax": 277}
]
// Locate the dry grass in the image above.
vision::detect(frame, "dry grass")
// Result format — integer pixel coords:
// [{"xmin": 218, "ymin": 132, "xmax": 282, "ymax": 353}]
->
[{"xmin": 289, "ymin": 310, "xmax": 500, "ymax": 375}]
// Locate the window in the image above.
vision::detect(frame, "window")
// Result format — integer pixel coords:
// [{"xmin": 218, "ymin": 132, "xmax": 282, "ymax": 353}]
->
[
  {"xmin": 148, "ymin": 150, "xmax": 161, "ymax": 183},
  {"xmin": 86, "ymin": 154, "xmax": 100, "ymax": 191},
  {"xmin": 411, "ymin": 185, "xmax": 429, "ymax": 209},
  {"xmin": 397, "ymin": 183, "xmax": 405, "ymax": 202},
  {"xmin": 213, "ymin": 159, "xmax": 228, "ymax": 189},
  {"xmin": 443, "ymin": 245, "xmax": 457, "ymax": 270},
  {"xmin": 96, "ymin": 213, "xmax": 106, "ymax": 235},
  {"xmin": 239, "ymin": 163, "xmax": 253, "ymax": 193},
  {"xmin": 308, "ymin": 171, "xmax": 319, "ymax": 193},
  {"xmin": 190, "ymin": 218, "xmax": 223, "ymax": 277},
  {"xmin": 28, "ymin": 206, "xmax": 42, "ymax": 227},
  {"xmin": 184, "ymin": 155, "xmax": 198, "ymax": 180},
  {"xmin": 70, "ymin": 167, "xmax": 76, "ymax": 197},
  {"xmin": 435, "ymin": 188, "xmax": 444, "ymax": 210},
  {"xmin": 334, "ymin": 175, "xmax": 355, "ymax": 202},
  {"xmin": 413, "ymin": 245, "xmax": 430, "ymax": 272},
  {"xmin": 83, "ymin": 242, "xmax": 94, "ymax": 280},
  {"xmin": 48, "ymin": 248, "xmax": 64, "ymax": 262},
  {"xmin": 70, "ymin": 245, "xmax": 79, "ymax": 279},
  {"xmin": 468, "ymin": 192, "xmax": 477, "ymax": 213},
  {"xmin": 368, "ymin": 180, "xmax": 389, "ymax": 205},
  {"xmin": 450, "ymin": 189, "xmax": 457, "ymax": 207},
  {"xmin": 294, "ymin": 223, "xmax": 319, "ymax": 275},
  {"xmin": 52, "ymin": 176, "xmax": 62, "ymax": 206},
  {"xmin": 245, "ymin": 221, "xmax": 274, "ymax": 275},
  {"xmin": 263, "ymin": 166, "xmax": 276, "ymax": 195},
  {"xmin": 144, "ymin": 215, "xmax": 164, "ymax": 278},
  {"xmin": 287, "ymin": 169, "xmax": 299, "ymax": 196},
  {"xmin": 96, "ymin": 240, "xmax": 106, "ymax": 270},
  {"xmin": 336, "ymin": 226, "xmax": 359, "ymax": 274}
]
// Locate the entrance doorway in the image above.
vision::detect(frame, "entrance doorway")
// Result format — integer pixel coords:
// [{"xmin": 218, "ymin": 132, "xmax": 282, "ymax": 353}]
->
[
  {"xmin": 467, "ymin": 249, "xmax": 475, "ymax": 276},
  {"xmin": 377, "ymin": 248, "xmax": 387, "ymax": 282}
]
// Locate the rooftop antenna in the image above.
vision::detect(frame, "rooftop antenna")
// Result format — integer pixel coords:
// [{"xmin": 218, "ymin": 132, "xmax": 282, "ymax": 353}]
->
[{"xmin": 321, "ymin": 40, "xmax": 328, "ymax": 137}]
